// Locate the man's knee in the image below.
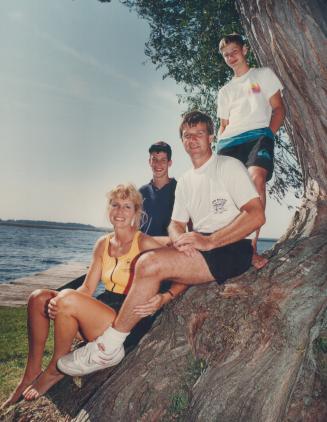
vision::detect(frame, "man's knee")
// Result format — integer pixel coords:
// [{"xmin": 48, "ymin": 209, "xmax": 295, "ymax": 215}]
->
[{"xmin": 135, "ymin": 251, "xmax": 166, "ymax": 281}]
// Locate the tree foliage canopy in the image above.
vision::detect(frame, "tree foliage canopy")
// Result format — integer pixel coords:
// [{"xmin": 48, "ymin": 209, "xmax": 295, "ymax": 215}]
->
[{"xmin": 99, "ymin": 0, "xmax": 302, "ymax": 202}]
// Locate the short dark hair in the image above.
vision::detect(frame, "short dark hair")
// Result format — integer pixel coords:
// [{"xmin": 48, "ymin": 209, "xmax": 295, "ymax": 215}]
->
[
  {"xmin": 148, "ymin": 141, "xmax": 172, "ymax": 161},
  {"xmin": 219, "ymin": 33, "xmax": 245, "ymax": 52},
  {"xmin": 179, "ymin": 110, "xmax": 215, "ymax": 139}
]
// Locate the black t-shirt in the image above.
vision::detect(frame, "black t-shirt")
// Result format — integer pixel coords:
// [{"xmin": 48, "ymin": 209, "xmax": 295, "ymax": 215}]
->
[{"xmin": 139, "ymin": 178, "xmax": 177, "ymax": 236}]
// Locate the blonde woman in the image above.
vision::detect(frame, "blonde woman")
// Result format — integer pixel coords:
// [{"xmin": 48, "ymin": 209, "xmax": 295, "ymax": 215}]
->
[{"xmin": 3, "ymin": 183, "xmax": 187, "ymax": 406}]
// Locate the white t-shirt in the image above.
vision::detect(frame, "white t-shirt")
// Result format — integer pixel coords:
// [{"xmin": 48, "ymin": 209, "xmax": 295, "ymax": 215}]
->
[
  {"xmin": 172, "ymin": 154, "xmax": 259, "ymax": 234},
  {"xmin": 217, "ymin": 67, "xmax": 283, "ymax": 140}
]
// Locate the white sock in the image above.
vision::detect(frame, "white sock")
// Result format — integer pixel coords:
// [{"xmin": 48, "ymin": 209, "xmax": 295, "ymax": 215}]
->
[{"xmin": 97, "ymin": 326, "xmax": 129, "ymax": 352}]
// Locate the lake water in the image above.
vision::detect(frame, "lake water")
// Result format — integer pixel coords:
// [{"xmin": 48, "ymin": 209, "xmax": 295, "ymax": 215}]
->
[
  {"xmin": 0, "ymin": 225, "xmax": 276, "ymax": 283},
  {"xmin": 0, "ymin": 225, "xmax": 106, "ymax": 283}
]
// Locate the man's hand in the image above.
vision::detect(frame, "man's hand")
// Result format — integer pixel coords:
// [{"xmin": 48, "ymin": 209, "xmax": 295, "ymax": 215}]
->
[
  {"xmin": 48, "ymin": 297, "xmax": 59, "ymax": 320},
  {"xmin": 133, "ymin": 294, "xmax": 165, "ymax": 317},
  {"xmin": 173, "ymin": 232, "xmax": 212, "ymax": 253},
  {"xmin": 173, "ymin": 241, "xmax": 198, "ymax": 256}
]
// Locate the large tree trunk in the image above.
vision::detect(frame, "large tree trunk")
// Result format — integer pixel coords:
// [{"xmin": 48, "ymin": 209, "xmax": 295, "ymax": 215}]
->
[
  {"xmin": 2, "ymin": 1, "xmax": 326, "ymax": 421},
  {"xmin": 237, "ymin": 0, "xmax": 327, "ymax": 215},
  {"xmin": 74, "ymin": 1, "xmax": 327, "ymax": 419}
]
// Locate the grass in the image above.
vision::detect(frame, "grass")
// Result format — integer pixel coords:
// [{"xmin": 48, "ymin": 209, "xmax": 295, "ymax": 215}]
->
[
  {"xmin": 316, "ymin": 335, "xmax": 327, "ymax": 353},
  {"xmin": 166, "ymin": 355, "xmax": 207, "ymax": 420},
  {"xmin": 0, "ymin": 306, "xmax": 54, "ymax": 404},
  {"xmin": 169, "ymin": 390, "xmax": 189, "ymax": 415}
]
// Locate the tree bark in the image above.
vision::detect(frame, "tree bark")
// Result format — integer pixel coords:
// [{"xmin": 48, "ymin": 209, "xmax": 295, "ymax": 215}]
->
[
  {"xmin": 73, "ymin": 1, "xmax": 326, "ymax": 420},
  {"xmin": 2, "ymin": 1, "xmax": 326, "ymax": 421},
  {"xmin": 237, "ymin": 0, "xmax": 327, "ymax": 200},
  {"xmin": 74, "ymin": 236, "xmax": 326, "ymax": 422}
]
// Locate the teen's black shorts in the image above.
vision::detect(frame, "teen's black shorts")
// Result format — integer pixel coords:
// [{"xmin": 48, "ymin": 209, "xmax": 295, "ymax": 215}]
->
[
  {"xmin": 218, "ymin": 135, "xmax": 274, "ymax": 181},
  {"xmin": 199, "ymin": 239, "xmax": 253, "ymax": 284}
]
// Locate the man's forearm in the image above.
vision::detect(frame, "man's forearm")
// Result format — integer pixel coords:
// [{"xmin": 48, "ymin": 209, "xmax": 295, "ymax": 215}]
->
[
  {"xmin": 269, "ymin": 106, "xmax": 285, "ymax": 134},
  {"xmin": 168, "ymin": 220, "xmax": 187, "ymax": 242},
  {"xmin": 208, "ymin": 205, "xmax": 265, "ymax": 249},
  {"xmin": 219, "ymin": 118, "xmax": 229, "ymax": 135}
]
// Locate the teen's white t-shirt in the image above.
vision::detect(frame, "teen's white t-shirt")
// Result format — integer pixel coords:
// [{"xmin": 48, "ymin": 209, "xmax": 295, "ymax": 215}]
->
[
  {"xmin": 217, "ymin": 67, "xmax": 283, "ymax": 140},
  {"xmin": 172, "ymin": 154, "xmax": 259, "ymax": 234}
]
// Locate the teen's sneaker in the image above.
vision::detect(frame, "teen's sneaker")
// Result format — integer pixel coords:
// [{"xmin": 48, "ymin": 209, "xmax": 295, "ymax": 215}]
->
[{"xmin": 57, "ymin": 340, "xmax": 125, "ymax": 376}]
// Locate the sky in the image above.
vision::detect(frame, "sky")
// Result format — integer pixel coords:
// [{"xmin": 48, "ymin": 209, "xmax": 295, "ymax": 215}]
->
[{"xmin": 0, "ymin": 0, "xmax": 299, "ymax": 238}]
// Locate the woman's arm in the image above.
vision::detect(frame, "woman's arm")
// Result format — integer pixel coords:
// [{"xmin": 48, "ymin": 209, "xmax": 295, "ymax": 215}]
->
[
  {"xmin": 48, "ymin": 236, "xmax": 105, "ymax": 319},
  {"xmin": 159, "ymin": 282, "xmax": 188, "ymax": 306},
  {"xmin": 133, "ymin": 283, "xmax": 188, "ymax": 317},
  {"xmin": 151, "ymin": 236, "xmax": 172, "ymax": 247},
  {"xmin": 76, "ymin": 236, "xmax": 106, "ymax": 296},
  {"xmin": 138, "ymin": 233, "xmax": 171, "ymax": 250}
]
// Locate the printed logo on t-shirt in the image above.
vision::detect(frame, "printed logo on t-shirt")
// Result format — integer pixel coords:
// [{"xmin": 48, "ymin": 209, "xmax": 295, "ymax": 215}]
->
[
  {"xmin": 249, "ymin": 82, "xmax": 261, "ymax": 94},
  {"xmin": 212, "ymin": 198, "xmax": 227, "ymax": 214}
]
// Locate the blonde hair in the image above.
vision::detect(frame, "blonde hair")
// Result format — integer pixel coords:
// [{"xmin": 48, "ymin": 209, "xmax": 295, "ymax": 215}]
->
[{"xmin": 106, "ymin": 183, "xmax": 144, "ymax": 229}]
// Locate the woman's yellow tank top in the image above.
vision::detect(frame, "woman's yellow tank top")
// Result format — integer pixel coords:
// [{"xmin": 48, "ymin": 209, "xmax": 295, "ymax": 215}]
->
[{"xmin": 101, "ymin": 231, "xmax": 141, "ymax": 295}]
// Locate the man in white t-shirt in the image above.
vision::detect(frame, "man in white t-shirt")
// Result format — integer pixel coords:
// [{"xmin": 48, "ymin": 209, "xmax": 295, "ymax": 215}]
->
[
  {"xmin": 216, "ymin": 33, "xmax": 285, "ymax": 269},
  {"xmin": 57, "ymin": 111, "xmax": 265, "ymax": 376}
]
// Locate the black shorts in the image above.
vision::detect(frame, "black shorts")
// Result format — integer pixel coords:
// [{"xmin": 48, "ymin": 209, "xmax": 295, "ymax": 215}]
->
[
  {"xmin": 219, "ymin": 136, "xmax": 274, "ymax": 181},
  {"xmin": 96, "ymin": 290, "xmax": 125, "ymax": 312},
  {"xmin": 96, "ymin": 290, "xmax": 157, "ymax": 348},
  {"xmin": 199, "ymin": 239, "xmax": 253, "ymax": 285},
  {"xmin": 96, "ymin": 282, "xmax": 172, "ymax": 310}
]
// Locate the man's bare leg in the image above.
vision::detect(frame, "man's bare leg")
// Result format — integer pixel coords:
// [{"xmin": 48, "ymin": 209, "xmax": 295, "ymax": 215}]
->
[
  {"xmin": 248, "ymin": 166, "xmax": 269, "ymax": 269},
  {"xmin": 114, "ymin": 247, "xmax": 214, "ymax": 333},
  {"xmin": 24, "ymin": 289, "xmax": 116, "ymax": 400},
  {"xmin": 1, "ymin": 289, "xmax": 57, "ymax": 408},
  {"xmin": 57, "ymin": 247, "xmax": 215, "ymax": 376}
]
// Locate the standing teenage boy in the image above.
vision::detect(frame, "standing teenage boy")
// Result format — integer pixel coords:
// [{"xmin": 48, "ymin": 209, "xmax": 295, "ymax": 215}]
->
[
  {"xmin": 139, "ymin": 141, "xmax": 177, "ymax": 236},
  {"xmin": 216, "ymin": 33, "xmax": 285, "ymax": 269}
]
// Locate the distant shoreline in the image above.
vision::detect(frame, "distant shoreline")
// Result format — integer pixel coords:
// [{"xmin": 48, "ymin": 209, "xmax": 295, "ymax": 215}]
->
[
  {"xmin": 0, "ymin": 220, "xmax": 276, "ymax": 241},
  {"xmin": 259, "ymin": 237, "xmax": 278, "ymax": 242},
  {"xmin": 0, "ymin": 220, "xmax": 108, "ymax": 233}
]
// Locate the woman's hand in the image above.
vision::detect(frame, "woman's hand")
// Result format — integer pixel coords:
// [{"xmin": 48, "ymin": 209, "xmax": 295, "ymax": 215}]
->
[
  {"xmin": 47, "ymin": 297, "xmax": 59, "ymax": 320},
  {"xmin": 133, "ymin": 293, "xmax": 166, "ymax": 317}
]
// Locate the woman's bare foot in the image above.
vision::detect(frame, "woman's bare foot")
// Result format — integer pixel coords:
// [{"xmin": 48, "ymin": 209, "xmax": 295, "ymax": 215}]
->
[
  {"xmin": 252, "ymin": 252, "xmax": 268, "ymax": 269},
  {"xmin": 23, "ymin": 368, "xmax": 64, "ymax": 401},
  {"xmin": 1, "ymin": 372, "xmax": 41, "ymax": 409}
]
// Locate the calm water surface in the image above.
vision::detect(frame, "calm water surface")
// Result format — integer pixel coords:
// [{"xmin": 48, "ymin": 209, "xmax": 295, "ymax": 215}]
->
[
  {"xmin": 0, "ymin": 225, "xmax": 107, "ymax": 283},
  {"xmin": 0, "ymin": 225, "xmax": 276, "ymax": 283}
]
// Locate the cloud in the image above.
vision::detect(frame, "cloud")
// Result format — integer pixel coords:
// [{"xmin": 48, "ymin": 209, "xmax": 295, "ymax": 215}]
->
[
  {"xmin": 153, "ymin": 86, "xmax": 180, "ymax": 105},
  {"xmin": 0, "ymin": 71, "xmax": 144, "ymax": 112},
  {"xmin": 32, "ymin": 25, "xmax": 141, "ymax": 90},
  {"xmin": 7, "ymin": 10, "xmax": 24, "ymax": 22}
]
